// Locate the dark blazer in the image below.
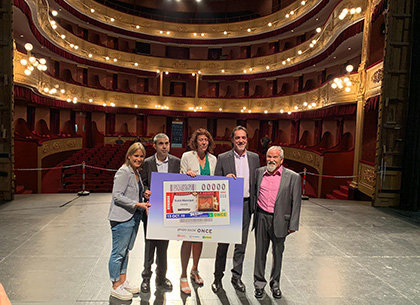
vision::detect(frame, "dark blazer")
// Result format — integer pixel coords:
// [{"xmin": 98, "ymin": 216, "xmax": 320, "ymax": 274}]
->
[
  {"xmin": 140, "ymin": 154, "xmax": 181, "ymax": 190},
  {"xmin": 255, "ymin": 166, "xmax": 302, "ymax": 238},
  {"xmin": 214, "ymin": 149, "xmax": 260, "ymax": 213}
]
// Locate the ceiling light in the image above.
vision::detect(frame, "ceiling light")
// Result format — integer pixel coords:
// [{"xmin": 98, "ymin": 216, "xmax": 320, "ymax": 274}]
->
[
  {"xmin": 221, "ymin": 69, "xmax": 225, "ymax": 73},
  {"xmin": 294, "ymin": 106, "xmax": 298, "ymax": 110},
  {"xmin": 201, "ymin": 33, "xmax": 204, "ymax": 36},
  {"xmin": 285, "ymin": 14, "xmax": 290, "ymax": 18},
  {"xmin": 89, "ymin": 98, "xmax": 93, "ymax": 102},
  {"xmin": 39, "ymin": 58, "xmax": 46, "ymax": 65},
  {"xmin": 346, "ymin": 65, "xmax": 354, "ymax": 72},
  {"xmin": 135, "ymin": 105, "xmax": 138, "ymax": 108},
  {"xmin": 160, "ymin": 31, "xmax": 163, "ymax": 34},
  {"xmin": 268, "ymin": 22, "xmax": 272, "ymax": 27},
  {"xmin": 136, "ymin": 25, "xmax": 140, "ymax": 29},
  {"xmin": 290, "ymin": 11, "xmax": 294, "ymax": 15},
  {"xmin": 280, "ymin": 109, "xmax": 284, "ymax": 113},
  {"xmin": 165, "ymin": 71, "xmax": 169, "ymax": 75},
  {"xmin": 247, "ymin": 28, "xmax": 251, "ymax": 32},
  {"xmin": 20, "ymin": 59, "xmax": 28, "ymax": 65},
  {"xmin": 90, "ymin": 8, "xmax": 95, "ymax": 13},
  {"xmin": 282, "ymin": 61, "xmax": 286, "ymax": 65},
  {"xmin": 219, "ymin": 108, "xmax": 222, "ymax": 111},
  {"xmin": 166, "ymin": 31, "xmax": 170, "ymax": 35},
  {"xmin": 194, "ymin": 33, "xmax": 197, "ymax": 36},
  {"xmin": 345, "ymin": 87, "xmax": 351, "ymax": 92},
  {"xmin": 61, "ymin": 34, "xmax": 66, "ymax": 39},
  {"xmin": 88, "ymin": 54, "xmax": 92, "ymax": 58},
  {"xmin": 301, "ymin": 0, "xmax": 306, "ymax": 4},
  {"xmin": 298, "ymin": 50, "xmax": 302, "ymax": 55},
  {"xmin": 51, "ymin": 10, "xmax": 58, "ymax": 16},
  {"xmin": 223, "ymin": 31, "xmax": 227, "ymax": 35},
  {"xmin": 288, "ymin": 111, "xmax": 292, "ymax": 114},
  {"xmin": 266, "ymin": 66, "xmax": 270, "ymax": 69},
  {"xmin": 316, "ymin": 27, "xmax": 322, "ymax": 33},
  {"xmin": 24, "ymin": 43, "xmax": 33, "ymax": 51},
  {"xmin": 356, "ymin": 7, "xmax": 362, "ymax": 13},
  {"xmin": 110, "ymin": 18, "xmax": 115, "ymax": 22},
  {"xmin": 134, "ymin": 62, "xmax": 138, "ymax": 66},
  {"xmin": 113, "ymin": 58, "xmax": 117, "ymax": 62},
  {"xmin": 350, "ymin": 8, "xmax": 356, "ymax": 14},
  {"xmin": 105, "ymin": 56, "xmax": 109, "ymax": 60},
  {"xmin": 303, "ymin": 102, "xmax": 308, "ymax": 106},
  {"xmin": 264, "ymin": 110, "xmax": 268, "ymax": 114},
  {"xmin": 60, "ymin": 89, "xmax": 65, "ymax": 93}
]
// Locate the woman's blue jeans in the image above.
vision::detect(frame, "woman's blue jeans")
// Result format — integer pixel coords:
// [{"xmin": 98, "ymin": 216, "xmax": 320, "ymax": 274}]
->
[{"xmin": 108, "ymin": 211, "xmax": 142, "ymax": 282}]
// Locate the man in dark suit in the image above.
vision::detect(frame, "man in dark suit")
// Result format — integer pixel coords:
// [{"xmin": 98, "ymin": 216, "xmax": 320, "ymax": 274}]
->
[
  {"xmin": 253, "ymin": 146, "xmax": 301, "ymax": 299},
  {"xmin": 139, "ymin": 133, "xmax": 180, "ymax": 293},
  {"xmin": 211, "ymin": 126, "xmax": 260, "ymax": 293}
]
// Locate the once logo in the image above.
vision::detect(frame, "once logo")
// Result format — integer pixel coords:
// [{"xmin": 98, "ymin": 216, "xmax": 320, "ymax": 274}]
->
[{"xmin": 197, "ymin": 228, "xmax": 212, "ymax": 234}]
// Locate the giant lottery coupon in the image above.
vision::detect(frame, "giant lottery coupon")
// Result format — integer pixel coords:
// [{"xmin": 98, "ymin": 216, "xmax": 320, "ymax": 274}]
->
[
  {"xmin": 146, "ymin": 172, "xmax": 244, "ymax": 243},
  {"xmin": 163, "ymin": 180, "xmax": 230, "ymax": 227}
]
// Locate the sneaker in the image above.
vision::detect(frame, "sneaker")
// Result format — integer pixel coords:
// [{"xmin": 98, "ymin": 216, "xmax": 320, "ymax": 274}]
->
[
  {"xmin": 110, "ymin": 284, "xmax": 133, "ymax": 301},
  {"xmin": 122, "ymin": 280, "xmax": 140, "ymax": 294}
]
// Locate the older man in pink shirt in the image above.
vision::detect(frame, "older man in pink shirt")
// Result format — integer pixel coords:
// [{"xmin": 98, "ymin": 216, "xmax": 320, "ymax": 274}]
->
[{"xmin": 253, "ymin": 146, "xmax": 302, "ymax": 299}]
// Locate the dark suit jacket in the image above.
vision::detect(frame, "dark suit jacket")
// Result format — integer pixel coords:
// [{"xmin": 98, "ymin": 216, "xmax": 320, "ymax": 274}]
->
[
  {"xmin": 214, "ymin": 149, "xmax": 260, "ymax": 213},
  {"xmin": 140, "ymin": 154, "xmax": 181, "ymax": 191},
  {"xmin": 255, "ymin": 166, "xmax": 302, "ymax": 238}
]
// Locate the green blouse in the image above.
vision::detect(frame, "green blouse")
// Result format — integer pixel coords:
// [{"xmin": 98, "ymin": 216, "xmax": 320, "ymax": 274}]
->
[{"xmin": 200, "ymin": 155, "xmax": 211, "ymax": 176}]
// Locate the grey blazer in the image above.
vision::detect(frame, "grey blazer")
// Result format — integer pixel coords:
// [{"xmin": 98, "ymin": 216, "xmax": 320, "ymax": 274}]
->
[
  {"xmin": 214, "ymin": 149, "xmax": 260, "ymax": 213},
  {"xmin": 180, "ymin": 150, "xmax": 217, "ymax": 175},
  {"xmin": 255, "ymin": 166, "xmax": 302, "ymax": 238},
  {"xmin": 140, "ymin": 154, "xmax": 181, "ymax": 190},
  {"xmin": 108, "ymin": 164, "xmax": 145, "ymax": 222}
]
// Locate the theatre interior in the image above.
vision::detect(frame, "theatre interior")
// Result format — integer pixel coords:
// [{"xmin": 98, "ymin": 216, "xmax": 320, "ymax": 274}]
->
[
  {"xmin": 0, "ymin": 0, "xmax": 420, "ymax": 208},
  {"xmin": 1, "ymin": 0, "xmax": 420, "ymax": 304}
]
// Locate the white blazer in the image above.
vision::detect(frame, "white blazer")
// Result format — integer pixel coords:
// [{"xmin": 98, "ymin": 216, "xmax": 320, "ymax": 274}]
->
[{"xmin": 180, "ymin": 150, "xmax": 217, "ymax": 175}]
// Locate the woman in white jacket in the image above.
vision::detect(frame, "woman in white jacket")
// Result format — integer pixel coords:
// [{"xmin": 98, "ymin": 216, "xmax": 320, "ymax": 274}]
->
[{"xmin": 179, "ymin": 128, "xmax": 217, "ymax": 294}]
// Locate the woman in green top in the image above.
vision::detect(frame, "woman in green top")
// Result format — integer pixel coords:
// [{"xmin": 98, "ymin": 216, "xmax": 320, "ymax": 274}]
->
[{"xmin": 179, "ymin": 128, "xmax": 217, "ymax": 294}]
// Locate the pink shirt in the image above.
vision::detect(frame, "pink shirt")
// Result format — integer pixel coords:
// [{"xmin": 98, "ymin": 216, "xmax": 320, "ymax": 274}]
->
[{"xmin": 257, "ymin": 166, "xmax": 283, "ymax": 213}]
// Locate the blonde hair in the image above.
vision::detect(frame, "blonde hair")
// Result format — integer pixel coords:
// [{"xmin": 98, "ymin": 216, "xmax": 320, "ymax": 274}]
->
[{"xmin": 124, "ymin": 142, "xmax": 146, "ymax": 167}]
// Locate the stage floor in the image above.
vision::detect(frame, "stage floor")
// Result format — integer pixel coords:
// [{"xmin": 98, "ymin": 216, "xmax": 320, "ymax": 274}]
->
[{"xmin": 1, "ymin": 194, "xmax": 419, "ymax": 305}]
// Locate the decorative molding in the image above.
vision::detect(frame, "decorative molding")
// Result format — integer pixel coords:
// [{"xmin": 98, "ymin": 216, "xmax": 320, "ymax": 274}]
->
[
  {"xmin": 283, "ymin": 147, "xmax": 323, "ymax": 173},
  {"xmin": 38, "ymin": 137, "xmax": 83, "ymax": 160}
]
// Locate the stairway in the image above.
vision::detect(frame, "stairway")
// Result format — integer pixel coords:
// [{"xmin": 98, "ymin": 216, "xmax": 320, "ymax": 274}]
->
[
  {"xmin": 15, "ymin": 185, "xmax": 33, "ymax": 194},
  {"xmin": 326, "ymin": 181, "xmax": 351, "ymax": 200}
]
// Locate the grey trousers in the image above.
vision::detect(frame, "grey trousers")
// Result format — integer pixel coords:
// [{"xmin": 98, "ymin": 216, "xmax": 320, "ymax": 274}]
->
[{"xmin": 253, "ymin": 210, "xmax": 285, "ymax": 290}]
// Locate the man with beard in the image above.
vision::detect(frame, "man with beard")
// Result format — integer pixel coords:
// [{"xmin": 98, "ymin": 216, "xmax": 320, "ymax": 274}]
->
[
  {"xmin": 140, "ymin": 133, "xmax": 180, "ymax": 293},
  {"xmin": 211, "ymin": 126, "xmax": 260, "ymax": 293},
  {"xmin": 253, "ymin": 146, "xmax": 301, "ymax": 299}
]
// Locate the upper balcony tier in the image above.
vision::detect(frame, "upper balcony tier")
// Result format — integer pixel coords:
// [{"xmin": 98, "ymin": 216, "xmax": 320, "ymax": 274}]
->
[
  {"xmin": 49, "ymin": 0, "xmax": 348, "ymax": 43},
  {"xmin": 15, "ymin": 0, "xmax": 364, "ymax": 76}
]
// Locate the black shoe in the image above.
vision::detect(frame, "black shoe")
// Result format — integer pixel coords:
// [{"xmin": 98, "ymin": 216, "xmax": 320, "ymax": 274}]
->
[
  {"xmin": 211, "ymin": 279, "xmax": 222, "ymax": 293},
  {"xmin": 140, "ymin": 279, "xmax": 150, "ymax": 293},
  {"xmin": 271, "ymin": 287, "xmax": 282, "ymax": 299},
  {"xmin": 231, "ymin": 277, "xmax": 245, "ymax": 292},
  {"xmin": 156, "ymin": 278, "xmax": 173, "ymax": 291},
  {"xmin": 254, "ymin": 288, "xmax": 264, "ymax": 299}
]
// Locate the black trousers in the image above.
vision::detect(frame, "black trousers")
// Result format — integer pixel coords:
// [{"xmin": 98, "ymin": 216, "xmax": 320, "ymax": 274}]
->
[
  {"xmin": 214, "ymin": 198, "xmax": 251, "ymax": 280},
  {"xmin": 142, "ymin": 216, "xmax": 169, "ymax": 281},
  {"xmin": 253, "ymin": 210, "xmax": 285, "ymax": 290}
]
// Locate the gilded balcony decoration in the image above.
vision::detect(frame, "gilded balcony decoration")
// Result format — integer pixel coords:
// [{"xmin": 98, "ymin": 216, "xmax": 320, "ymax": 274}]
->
[
  {"xmin": 26, "ymin": 0, "xmax": 365, "ymax": 75},
  {"xmin": 365, "ymin": 61, "xmax": 383, "ymax": 99},
  {"xmin": 63, "ymin": 0, "xmax": 323, "ymax": 39},
  {"xmin": 14, "ymin": 49, "xmax": 360, "ymax": 113},
  {"xmin": 358, "ymin": 161, "xmax": 376, "ymax": 197},
  {"xmin": 38, "ymin": 138, "xmax": 83, "ymax": 160},
  {"xmin": 283, "ymin": 147, "xmax": 323, "ymax": 174}
]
